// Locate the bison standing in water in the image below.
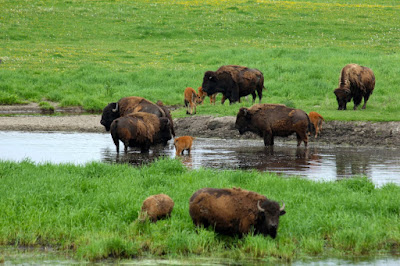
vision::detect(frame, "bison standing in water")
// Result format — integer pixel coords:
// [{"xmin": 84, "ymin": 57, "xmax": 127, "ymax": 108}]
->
[
  {"xmin": 110, "ymin": 112, "xmax": 172, "ymax": 153},
  {"xmin": 235, "ymin": 104, "xmax": 310, "ymax": 147},
  {"xmin": 201, "ymin": 65, "xmax": 265, "ymax": 104},
  {"xmin": 100, "ymin": 96, "xmax": 175, "ymax": 136},
  {"xmin": 189, "ymin": 187, "xmax": 286, "ymax": 238},
  {"xmin": 334, "ymin": 64, "xmax": 375, "ymax": 110}
]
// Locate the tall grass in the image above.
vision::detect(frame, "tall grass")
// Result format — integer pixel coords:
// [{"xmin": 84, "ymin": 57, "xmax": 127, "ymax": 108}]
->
[
  {"xmin": 0, "ymin": 159, "xmax": 399, "ymax": 262},
  {"xmin": 1, "ymin": 0, "xmax": 399, "ymax": 121}
]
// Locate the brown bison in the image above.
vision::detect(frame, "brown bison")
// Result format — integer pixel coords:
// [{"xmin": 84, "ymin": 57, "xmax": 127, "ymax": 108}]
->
[
  {"xmin": 139, "ymin": 194, "xmax": 174, "ymax": 223},
  {"xmin": 184, "ymin": 87, "xmax": 202, "ymax": 115},
  {"xmin": 110, "ymin": 112, "xmax": 172, "ymax": 153},
  {"xmin": 174, "ymin": 136, "xmax": 195, "ymax": 156},
  {"xmin": 235, "ymin": 104, "xmax": 310, "ymax": 147},
  {"xmin": 334, "ymin": 64, "xmax": 375, "ymax": 110},
  {"xmin": 308, "ymin": 111, "xmax": 325, "ymax": 138},
  {"xmin": 100, "ymin": 96, "xmax": 175, "ymax": 136},
  {"xmin": 189, "ymin": 187, "xmax": 286, "ymax": 238},
  {"xmin": 201, "ymin": 65, "xmax": 265, "ymax": 104}
]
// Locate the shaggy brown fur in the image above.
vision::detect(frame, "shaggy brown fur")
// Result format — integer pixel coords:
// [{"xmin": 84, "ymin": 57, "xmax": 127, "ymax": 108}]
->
[
  {"xmin": 308, "ymin": 111, "xmax": 325, "ymax": 138},
  {"xmin": 110, "ymin": 112, "xmax": 169, "ymax": 153},
  {"xmin": 334, "ymin": 64, "xmax": 375, "ymax": 110},
  {"xmin": 189, "ymin": 187, "xmax": 285, "ymax": 238},
  {"xmin": 235, "ymin": 104, "xmax": 310, "ymax": 147},
  {"xmin": 184, "ymin": 87, "xmax": 202, "ymax": 115},
  {"xmin": 140, "ymin": 194, "xmax": 174, "ymax": 223},
  {"xmin": 202, "ymin": 65, "xmax": 265, "ymax": 104},
  {"xmin": 100, "ymin": 96, "xmax": 175, "ymax": 136},
  {"xmin": 174, "ymin": 136, "xmax": 195, "ymax": 156}
]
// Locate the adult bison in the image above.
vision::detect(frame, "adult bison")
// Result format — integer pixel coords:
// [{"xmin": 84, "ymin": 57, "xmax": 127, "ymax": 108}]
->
[
  {"xmin": 189, "ymin": 187, "xmax": 286, "ymax": 238},
  {"xmin": 334, "ymin": 64, "xmax": 375, "ymax": 110},
  {"xmin": 235, "ymin": 104, "xmax": 310, "ymax": 147},
  {"xmin": 201, "ymin": 65, "xmax": 265, "ymax": 104},
  {"xmin": 110, "ymin": 112, "xmax": 172, "ymax": 153},
  {"xmin": 100, "ymin": 96, "xmax": 175, "ymax": 136}
]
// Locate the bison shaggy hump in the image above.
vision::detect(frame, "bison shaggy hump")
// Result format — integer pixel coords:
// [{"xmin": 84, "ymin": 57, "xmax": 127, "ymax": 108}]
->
[
  {"xmin": 139, "ymin": 194, "xmax": 174, "ymax": 223},
  {"xmin": 189, "ymin": 187, "xmax": 286, "ymax": 238},
  {"xmin": 334, "ymin": 64, "xmax": 375, "ymax": 110}
]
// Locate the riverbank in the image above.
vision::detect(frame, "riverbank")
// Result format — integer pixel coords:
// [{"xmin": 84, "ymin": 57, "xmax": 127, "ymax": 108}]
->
[{"xmin": 0, "ymin": 112, "xmax": 399, "ymax": 147}]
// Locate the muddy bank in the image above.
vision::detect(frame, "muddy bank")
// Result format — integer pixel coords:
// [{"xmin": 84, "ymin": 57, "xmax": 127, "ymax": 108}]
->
[{"xmin": 0, "ymin": 113, "xmax": 399, "ymax": 147}]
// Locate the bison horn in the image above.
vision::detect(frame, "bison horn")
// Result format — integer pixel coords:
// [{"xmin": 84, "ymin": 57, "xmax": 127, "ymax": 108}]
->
[
  {"xmin": 257, "ymin": 200, "xmax": 265, "ymax": 212},
  {"xmin": 112, "ymin": 102, "xmax": 118, "ymax": 112},
  {"xmin": 280, "ymin": 201, "xmax": 286, "ymax": 212}
]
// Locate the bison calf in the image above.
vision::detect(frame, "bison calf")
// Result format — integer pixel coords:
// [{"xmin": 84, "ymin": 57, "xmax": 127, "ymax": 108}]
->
[
  {"xmin": 334, "ymin": 64, "xmax": 375, "ymax": 110},
  {"xmin": 184, "ymin": 87, "xmax": 202, "ymax": 115},
  {"xmin": 139, "ymin": 194, "xmax": 174, "ymax": 223},
  {"xmin": 308, "ymin": 111, "xmax": 325, "ymax": 138},
  {"xmin": 189, "ymin": 187, "xmax": 286, "ymax": 238},
  {"xmin": 235, "ymin": 104, "xmax": 310, "ymax": 147},
  {"xmin": 110, "ymin": 112, "xmax": 172, "ymax": 153},
  {"xmin": 174, "ymin": 136, "xmax": 195, "ymax": 156}
]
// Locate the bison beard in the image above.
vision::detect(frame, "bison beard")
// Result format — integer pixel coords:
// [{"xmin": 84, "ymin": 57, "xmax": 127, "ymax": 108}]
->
[
  {"xmin": 334, "ymin": 64, "xmax": 375, "ymax": 110},
  {"xmin": 189, "ymin": 188, "xmax": 285, "ymax": 238}
]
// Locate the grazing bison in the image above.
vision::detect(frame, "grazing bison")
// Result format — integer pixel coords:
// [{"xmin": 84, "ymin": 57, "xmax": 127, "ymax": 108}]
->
[
  {"xmin": 189, "ymin": 187, "xmax": 286, "ymax": 238},
  {"xmin": 201, "ymin": 65, "xmax": 265, "ymax": 104},
  {"xmin": 100, "ymin": 96, "xmax": 175, "ymax": 136},
  {"xmin": 334, "ymin": 64, "xmax": 375, "ymax": 110},
  {"xmin": 139, "ymin": 194, "xmax": 174, "ymax": 223},
  {"xmin": 174, "ymin": 136, "xmax": 195, "ymax": 156},
  {"xmin": 110, "ymin": 112, "xmax": 172, "ymax": 153},
  {"xmin": 235, "ymin": 104, "xmax": 310, "ymax": 147},
  {"xmin": 308, "ymin": 111, "xmax": 325, "ymax": 138}
]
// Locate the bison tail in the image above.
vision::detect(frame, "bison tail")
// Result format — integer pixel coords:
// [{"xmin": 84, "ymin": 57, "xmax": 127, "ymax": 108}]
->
[{"xmin": 306, "ymin": 114, "xmax": 312, "ymax": 134}]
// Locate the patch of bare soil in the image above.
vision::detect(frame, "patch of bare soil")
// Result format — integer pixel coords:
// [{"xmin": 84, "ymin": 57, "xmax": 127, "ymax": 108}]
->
[{"xmin": 0, "ymin": 104, "xmax": 399, "ymax": 146}]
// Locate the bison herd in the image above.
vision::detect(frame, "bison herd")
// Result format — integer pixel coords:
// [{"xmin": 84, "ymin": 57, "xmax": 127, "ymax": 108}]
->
[{"xmin": 101, "ymin": 63, "xmax": 375, "ymax": 238}]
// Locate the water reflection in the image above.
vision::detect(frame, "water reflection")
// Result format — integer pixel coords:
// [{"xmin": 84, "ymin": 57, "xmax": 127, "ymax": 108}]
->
[{"xmin": 0, "ymin": 131, "xmax": 399, "ymax": 186}]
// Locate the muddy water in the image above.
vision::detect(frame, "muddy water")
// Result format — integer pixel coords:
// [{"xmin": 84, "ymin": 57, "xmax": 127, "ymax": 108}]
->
[{"xmin": 1, "ymin": 131, "xmax": 400, "ymax": 186}]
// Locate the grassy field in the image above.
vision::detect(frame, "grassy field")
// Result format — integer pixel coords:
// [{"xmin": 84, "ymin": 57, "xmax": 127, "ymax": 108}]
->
[
  {"xmin": 0, "ymin": 159, "xmax": 399, "ymax": 262},
  {"xmin": 1, "ymin": 0, "xmax": 400, "ymax": 121}
]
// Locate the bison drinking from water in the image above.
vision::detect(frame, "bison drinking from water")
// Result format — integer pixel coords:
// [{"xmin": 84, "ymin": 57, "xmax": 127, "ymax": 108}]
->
[
  {"xmin": 100, "ymin": 96, "xmax": 175, "ymax": 136},
  {"xmin": 334, "ymin": 64, "xmax": 375, "ymax": 110},
  {"xmin": 189, "ymin": 187, "xmax": 286, "ymax": 238},
  {"xmin": 201, "ymin": 65, "xmax": 265, "ymax": 104},
  {"xmin": 235, "ymin": 104, "xmax": 310, "ymax": 147},
  {"xmin": 110, "ymin": 112, "xmax": 172, "ymax": 153}
]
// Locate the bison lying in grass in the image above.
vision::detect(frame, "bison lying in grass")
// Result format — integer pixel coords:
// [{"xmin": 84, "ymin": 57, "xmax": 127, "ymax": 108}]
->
[
  {"xmin": 139, "ymin": 194, "xmax": 174, "ymax": 223},
  {"xmin": 189, "ymin": 187, "xmax": 286, "ymax": 238}
]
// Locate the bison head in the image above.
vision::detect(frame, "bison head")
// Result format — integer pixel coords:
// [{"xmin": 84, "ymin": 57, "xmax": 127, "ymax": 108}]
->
[
  {"xmin": 201, "ymin": 71, "xmax": 218, "ymax": 95},
  {"xmin": 235, "ymin": 107, "xmax": 251, "ymax": 134},
  {"xmin": 100, "ymin": 102, "xmax": 120, "ymax": 131},
  {"xmin": 158, "ymin": 117, "xmax": 173, "ymax": 145},
  {"xmin": 334, "ymin": 88, "xmax": 352, "ymax": 110},
  {"xmin": 256, "ymin": 200, "xmax": 286, "ymax": 239}
]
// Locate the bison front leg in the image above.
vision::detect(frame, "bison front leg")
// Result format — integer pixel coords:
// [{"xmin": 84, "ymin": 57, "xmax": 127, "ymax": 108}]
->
[{"xmin": 263, "ymin": 132, "xmax": 274, "ymax": 146}]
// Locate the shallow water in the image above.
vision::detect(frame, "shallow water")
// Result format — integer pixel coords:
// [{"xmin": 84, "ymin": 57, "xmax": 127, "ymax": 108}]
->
[{"xmin": 1, "ymin": 131, "xmax": 400, "ymax": 186}]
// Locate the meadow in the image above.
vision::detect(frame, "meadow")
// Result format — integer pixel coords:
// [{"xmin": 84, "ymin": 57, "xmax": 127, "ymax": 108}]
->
[
  {"xmin": 0, "ymin": 159, "xmax": 399, "ymax": 262},
  {"xmin": 1, "ymin": 0, "xmax": 400, "ymax": 121}
]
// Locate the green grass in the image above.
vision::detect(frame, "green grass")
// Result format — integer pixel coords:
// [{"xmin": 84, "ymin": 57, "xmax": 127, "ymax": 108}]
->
[
  {"xmin": 1, "ymin": 0, "xmax": 399, "ymax": 121},
  {"xmin": 0, "ymin": 159, "xmax": 399, "ymax": 262}
]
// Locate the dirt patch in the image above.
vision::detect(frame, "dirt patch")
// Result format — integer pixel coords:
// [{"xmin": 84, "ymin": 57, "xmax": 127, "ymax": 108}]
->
[{"xmin": 0, "ymin": 104, "xmax": 399, "ymax": 147}]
